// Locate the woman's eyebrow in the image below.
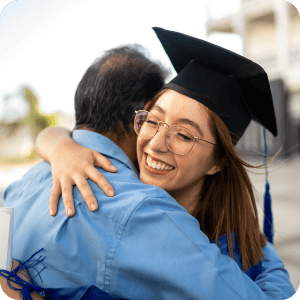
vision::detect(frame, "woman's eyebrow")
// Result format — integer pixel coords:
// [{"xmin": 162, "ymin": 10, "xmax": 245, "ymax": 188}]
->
[
  {"xmin": 152, "ymin": 105, "xmax": 164, "ymax": 114},
  {"xmin": 152, "ymin": 105, "xmax": 204, "ymax": 137},
  {"xmin": 177, "ymin": 118, "xmax": 204, "ymax": 138}
]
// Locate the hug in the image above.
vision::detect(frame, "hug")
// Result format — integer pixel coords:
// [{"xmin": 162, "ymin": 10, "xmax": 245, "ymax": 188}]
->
[{"xmin": 1, "ymin": 27, "xmax": 295, "ymax": 299}]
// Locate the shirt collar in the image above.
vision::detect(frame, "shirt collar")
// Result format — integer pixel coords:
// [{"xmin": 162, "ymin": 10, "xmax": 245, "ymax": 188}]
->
[{"xmin": 72, "ymin": 129, "xmax": 138, "ymax": 176}]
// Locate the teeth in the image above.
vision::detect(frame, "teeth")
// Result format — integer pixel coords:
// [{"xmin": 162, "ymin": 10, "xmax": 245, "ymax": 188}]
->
[{"xmin": 146, "ymin": 155, "xmax": 173, "ymax": 171}]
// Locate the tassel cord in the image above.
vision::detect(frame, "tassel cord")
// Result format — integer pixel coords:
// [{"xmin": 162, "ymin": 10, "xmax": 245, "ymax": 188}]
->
[
  {"xmin": 0, "ymin": 248, "xmax": 47, "ymax": 300},
  {"xmin": 263, "ymin": 128, "xmax": 273, "ymax": 244}
]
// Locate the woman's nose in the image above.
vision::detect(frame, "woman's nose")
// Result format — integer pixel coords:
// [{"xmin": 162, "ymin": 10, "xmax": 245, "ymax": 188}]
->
[{"xmin": 149, "ymin": 124, "xmax": 169, "ymax": 153}]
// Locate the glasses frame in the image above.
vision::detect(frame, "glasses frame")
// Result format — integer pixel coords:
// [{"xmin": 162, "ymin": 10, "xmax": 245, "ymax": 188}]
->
[{"xmin": 134, "ymin": 110, "xmax": 217, "ymax": 156}]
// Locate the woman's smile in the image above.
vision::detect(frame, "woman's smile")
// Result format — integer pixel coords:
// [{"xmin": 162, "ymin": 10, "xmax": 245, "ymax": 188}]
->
[{"xmin": 144, "ymin": 153, "xmax": 175, "ymax": 175}]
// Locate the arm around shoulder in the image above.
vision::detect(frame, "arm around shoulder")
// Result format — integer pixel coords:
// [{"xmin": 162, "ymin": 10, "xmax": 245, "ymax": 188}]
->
[{"xmin": 35, "ymin": 126, "xmax": 72, "ymax": 163}]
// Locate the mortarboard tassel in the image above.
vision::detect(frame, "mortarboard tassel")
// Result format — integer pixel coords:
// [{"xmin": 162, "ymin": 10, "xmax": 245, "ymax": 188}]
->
[
  {"xmin": 0, "ymin": 248, "xmax": 118, "ymax": 300},
  {"xmin": 0, "ymin": 248, "xmax": 46, "ymax": 300},
  {"xmin": 263, "ymin": 128, "xmax": 274, "ymax": 244}
]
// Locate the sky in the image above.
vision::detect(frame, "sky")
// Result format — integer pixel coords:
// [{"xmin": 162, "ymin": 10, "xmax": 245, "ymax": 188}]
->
[{"xmin": 0, "ymin": 0, "xmax": 298, "ymax": 119}]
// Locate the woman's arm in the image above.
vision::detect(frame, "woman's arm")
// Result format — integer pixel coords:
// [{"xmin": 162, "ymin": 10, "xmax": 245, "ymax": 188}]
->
[
  {"xmin": 213, "ymin": 233, "xmax": 295, "ymax": 297},
  {"xmin": 35, "ymin": 127, "xmax": 117, "ymax": 217},
  {"xmin": 35, "ymin": 126, "xmax": 72, "ymax": 163},
  {"xmin": 254, "ymin": 242, "xmax": 296, "ymax": 297},
  {"xmin": 0, "ymin": 260, "xmax": 43, "ymax": 300}
]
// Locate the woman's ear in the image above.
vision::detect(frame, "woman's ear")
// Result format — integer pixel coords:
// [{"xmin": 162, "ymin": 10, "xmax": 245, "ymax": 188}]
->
[
  {"xmin": 143, "ymin": 100, "xmax": 152, "ymax": 111},
  {"xmin": 206, "ymin": 158, "xmax": 226, "ymax": 176},
  {"xmin": 206, "ymin": 164, "xmax": 222, "ymax": 176}
]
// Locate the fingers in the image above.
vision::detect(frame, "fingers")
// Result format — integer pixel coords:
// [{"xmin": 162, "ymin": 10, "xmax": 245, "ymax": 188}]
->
[
  {"xmin": 87, "ymin": 167, "xmax": 115, "ymax": 197},
  {"xmin": 61, "ymin": 169, "xmax": 115, "ymax": 214},
  {"xmin": 49, "ymin": 181, "xmax": 61, "ymax": 216},
  {"xmin": 75, "ymin": 176, "xmax": 99, "ymax": 212},
  {"xmin": 49, "ymin": 152, "xmax": 116, "ymax": 217},
  {"xmin": 94, "ymin": 152, "xmax": 118, "ymax": 173},
  {"xmin": 61, "ymin": 178, "xmax": 76, "ymax": 217}
]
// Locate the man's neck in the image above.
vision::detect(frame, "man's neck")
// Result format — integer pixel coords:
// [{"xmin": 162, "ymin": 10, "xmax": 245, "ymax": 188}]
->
[
  {"xmin": 75, "ymin": 125, "xmax": 126, "ymax": 146},
  {"xmin": 74, "ymin": 124, "xmax": 139, "ymax": 170}
]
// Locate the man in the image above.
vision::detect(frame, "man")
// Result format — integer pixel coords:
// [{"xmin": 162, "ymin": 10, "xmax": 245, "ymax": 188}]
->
[
  {"xmin": 2, "ymin": 44, "xmax": 169, "ymax": 299},
  {"xmin": 3, "ymin": 42, "xmax": 294, "ymax": 300}
]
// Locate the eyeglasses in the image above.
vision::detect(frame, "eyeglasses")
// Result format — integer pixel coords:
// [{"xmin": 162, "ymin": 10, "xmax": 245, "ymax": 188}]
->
[{"xmin": 134, "ymin": 110, "xmax": 217, "ymax": 156}]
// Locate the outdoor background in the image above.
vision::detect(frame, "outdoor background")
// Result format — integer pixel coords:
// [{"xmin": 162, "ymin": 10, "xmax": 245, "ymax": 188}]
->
[{"xmin": 0, "ymin": 0, "xmax": 299, "ymax": 293}]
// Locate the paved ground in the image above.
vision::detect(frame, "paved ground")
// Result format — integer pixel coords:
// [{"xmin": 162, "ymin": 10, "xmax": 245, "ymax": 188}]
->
[{"xmin": 0, "ymin": 156, "xmax": 299, "ymax": 292}]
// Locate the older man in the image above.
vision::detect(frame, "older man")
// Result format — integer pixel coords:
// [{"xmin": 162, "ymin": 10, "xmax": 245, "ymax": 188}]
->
[{"xmin": 2, "ymin": 44, "xmax": 168, "ymax": 299}]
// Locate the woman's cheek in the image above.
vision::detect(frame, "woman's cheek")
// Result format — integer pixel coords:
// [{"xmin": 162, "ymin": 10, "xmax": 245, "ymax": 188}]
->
[{"xmin": 137, "ymin": 137, "xmax": 148, "ymax": 163}]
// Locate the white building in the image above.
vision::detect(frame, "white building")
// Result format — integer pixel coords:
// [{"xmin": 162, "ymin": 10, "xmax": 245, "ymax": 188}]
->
[{"xmin": 206, "ymin": 0, "xmax": 300, "ymax": 156}]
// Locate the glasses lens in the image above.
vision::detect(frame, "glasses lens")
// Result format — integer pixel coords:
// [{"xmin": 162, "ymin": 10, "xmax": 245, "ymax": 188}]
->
[
  {"xmin": 134, "ymin": 111, "xmax": 159, "ymax": 139},
  {"xmin": 166, "ymin": 126, "xmax": 195, "ymax": 155}
]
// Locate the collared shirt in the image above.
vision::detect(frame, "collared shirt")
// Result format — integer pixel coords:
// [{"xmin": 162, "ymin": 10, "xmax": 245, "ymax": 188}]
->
[{"xmin": 4, "ymin": 130, "xmax": 295, "ymax": 299}]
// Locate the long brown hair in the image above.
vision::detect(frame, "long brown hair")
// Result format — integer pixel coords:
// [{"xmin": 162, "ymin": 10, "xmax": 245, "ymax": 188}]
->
[
  {"xmin": 199, "ymin": 108, "xmax": 268, "ymax": 271},
  {"xmin": 148, "ymin": 89, "xmax": 272, "ymax": 271}
]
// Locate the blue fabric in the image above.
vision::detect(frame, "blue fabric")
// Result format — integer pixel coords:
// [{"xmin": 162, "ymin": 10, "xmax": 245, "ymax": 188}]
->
[
  {"xmin": 45, "ymin": 285, "xmax": 118, "ymax": 300},
  {"xmin": 211, "ymin": 233, "xmax": 262, "ymax": 281},
  {"xmin": 0, "ymin": 249, "xmax": 116, "ymax": 300},
  {"xmin": 4, "ymin": 130, "xmax": 295, "ymax": 300}
]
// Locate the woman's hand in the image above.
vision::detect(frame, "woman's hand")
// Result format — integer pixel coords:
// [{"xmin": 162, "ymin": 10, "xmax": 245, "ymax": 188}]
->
[{"xmin": 48, "ymin": 138, "xmax": 118, "ymax": 217}]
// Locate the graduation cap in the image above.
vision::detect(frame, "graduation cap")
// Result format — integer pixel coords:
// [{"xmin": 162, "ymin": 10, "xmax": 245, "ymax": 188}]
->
[
  {"xmin": 152, "ymin": 27, "xmax": 277, "ymax": 144},
  {"xmin": 153, "ymin": 27, "xmax": 276, "ymax": 243}
]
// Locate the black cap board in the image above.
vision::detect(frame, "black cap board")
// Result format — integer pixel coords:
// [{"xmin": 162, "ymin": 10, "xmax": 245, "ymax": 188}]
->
[{"xmin": 152, "ymin": 27, "xmax": 278, "ymax": 144}]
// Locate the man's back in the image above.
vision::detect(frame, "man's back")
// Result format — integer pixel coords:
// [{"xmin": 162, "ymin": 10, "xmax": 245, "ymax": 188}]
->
[
  {"xmin": 4, "ymin": 130, "xmax": 295, "ymax": 300},
  {"xmin": 4, "ymin": 130, "xmax": 183, "ymax": 293}
]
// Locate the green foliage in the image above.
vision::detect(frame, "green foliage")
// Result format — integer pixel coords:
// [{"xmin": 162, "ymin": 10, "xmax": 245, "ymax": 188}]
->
[
  {"xmin": 0, "ymin": 86, "xmax": 60, "ymax": 163},
  {"xmin": 45, "ymin": 114, "xmax": 59, "ymax": 127},
  {"xmin": 23, "ymin": 85, "xmax": 59, "ymax": 131}
]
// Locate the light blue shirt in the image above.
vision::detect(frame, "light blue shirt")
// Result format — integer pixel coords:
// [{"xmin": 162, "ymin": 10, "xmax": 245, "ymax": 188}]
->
[{"xmin": 4, "ymin": 130, "xmax": 295, "ymax": 299}]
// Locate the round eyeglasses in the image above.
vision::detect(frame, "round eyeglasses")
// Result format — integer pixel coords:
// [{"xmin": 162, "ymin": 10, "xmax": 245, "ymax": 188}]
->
[{"xmin": 134, "ymin": 110, "xmax": 217, "ymax": 156}]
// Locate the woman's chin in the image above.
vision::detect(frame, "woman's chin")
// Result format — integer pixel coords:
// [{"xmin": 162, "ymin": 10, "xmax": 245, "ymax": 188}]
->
[{"xmin": 140, "ymin": 171, "xmax": 168, "ymax": 190}]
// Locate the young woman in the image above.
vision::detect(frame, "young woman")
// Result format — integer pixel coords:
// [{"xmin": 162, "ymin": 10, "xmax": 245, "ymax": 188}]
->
[{"xmin": 33, "ymin": 28, "xmax": 295, "ymax": 298}]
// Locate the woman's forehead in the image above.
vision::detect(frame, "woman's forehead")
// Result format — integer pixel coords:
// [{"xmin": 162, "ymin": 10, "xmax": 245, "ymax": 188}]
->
[{"xmin": 154, "ymin": 90, "xmax": 209, "ymax": 119}]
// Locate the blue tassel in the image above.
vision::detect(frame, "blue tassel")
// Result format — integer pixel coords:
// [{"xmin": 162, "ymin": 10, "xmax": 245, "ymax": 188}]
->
[
  {"xmin": 263, "ymin": 128, "xmax": 274, "ymax": 243},
  {"xmin": 0, "ymin": 248, "xmax": 47, "ymax": 300}
]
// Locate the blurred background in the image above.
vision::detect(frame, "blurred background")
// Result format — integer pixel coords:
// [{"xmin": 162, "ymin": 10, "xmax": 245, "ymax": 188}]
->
[{"xmin": 0, "ymin": 0, "xmax": 299, "ymax": 291}]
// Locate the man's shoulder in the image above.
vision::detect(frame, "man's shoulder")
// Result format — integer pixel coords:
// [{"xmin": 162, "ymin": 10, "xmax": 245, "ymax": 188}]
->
[
  {"xmin": 5, "ymin": 161, "xmax": 52, "ymax": 194},
  {"xmin": 3, "ymin": 161, "xmax": 54, "ymax": 208},
  {"xmin": 86, "ymin": 166, "xmax": 183, "ymax": 226},
  {"xmin": 89, "ymin": 158, "xmax": 172, "ymax": 202}
]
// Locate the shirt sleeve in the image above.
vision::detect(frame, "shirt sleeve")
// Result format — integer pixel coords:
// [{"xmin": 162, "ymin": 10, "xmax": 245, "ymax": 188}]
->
[
  {"xmin": 110, "ymin": 196, "xmax": 295, "ymax": 300},
  {"xmin": 254, "ymin": 242, "xmax": 295, "ymax": 299}
]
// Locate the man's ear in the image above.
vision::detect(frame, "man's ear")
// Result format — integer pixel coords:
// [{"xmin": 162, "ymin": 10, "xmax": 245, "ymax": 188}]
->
[{"xmin": 143, "ymin": 101, "xmax": 152, "ymax": 111}]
